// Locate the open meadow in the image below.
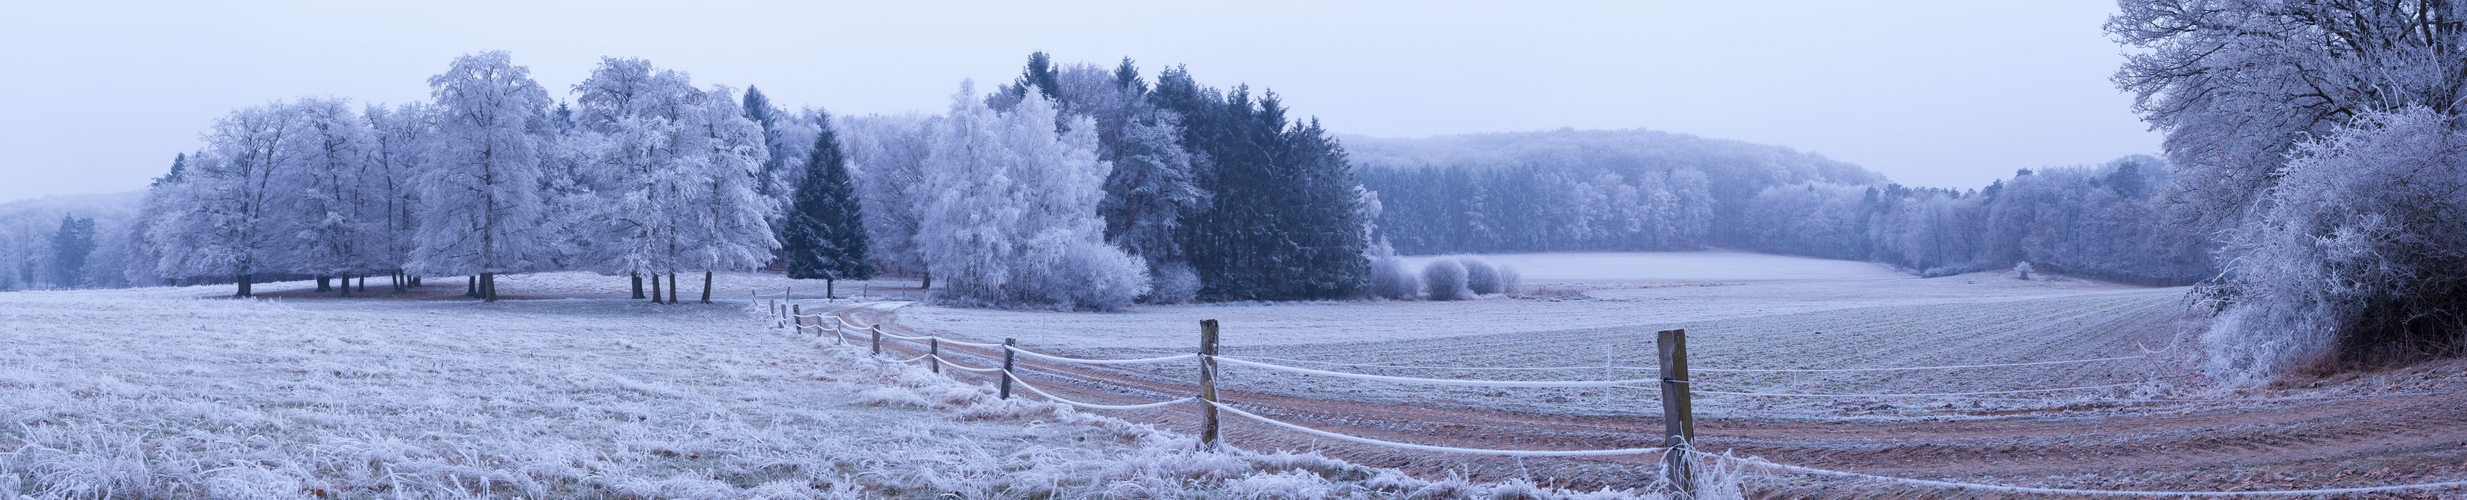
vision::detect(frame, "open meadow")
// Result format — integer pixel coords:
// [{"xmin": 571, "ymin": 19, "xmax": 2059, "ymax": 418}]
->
[{"xmin": 0, "ymin": 273, "xmax": 1662, "ymax": 499}]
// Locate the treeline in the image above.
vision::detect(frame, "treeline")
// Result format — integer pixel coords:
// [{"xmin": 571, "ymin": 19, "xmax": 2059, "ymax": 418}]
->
[
  {"xmin": 1353, "ymin": 129, "xmax": 1881, "ymax": 254},
  {"xmin": 113, "ymin": 51, "xmax": 1372, "ymax": 309},
  {"xmin": 1738, "ymin": 156, "xmax": 2211, "ymax": 285},
  {"xmin": 0, "ymin": 193, "xmax": 139, "ymax": 290},
  {"xmin": 1357, "ymin": 130, "xmax": 2211, "ymax": 285}
]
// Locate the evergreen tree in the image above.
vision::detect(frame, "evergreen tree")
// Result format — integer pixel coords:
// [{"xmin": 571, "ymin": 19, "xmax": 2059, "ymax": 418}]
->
[
  {"xmin": 781, "ymin": 110, "xmax": 874, "ymax": 297},
  {"xmin": 49, "ymin": 215, "xmax": 95, "ymax": 289}
]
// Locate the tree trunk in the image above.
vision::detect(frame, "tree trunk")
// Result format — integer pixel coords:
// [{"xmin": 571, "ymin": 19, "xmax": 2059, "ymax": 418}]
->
[
  {"xmin": 236, "ymin": 273, "xmax": 252, "ymax": 297},
  {"xmin": 357, "ymin": 275, "xmax": 366, "ymax": 293},
  {"xmin": 466, "ymin": 276, "xmax": 478, "ymax": 297},
  {"xmin": 668, "ymin": 272, "xmax": 679, "ymax": 305},
  {"xmin": 700, "ymin": 271, "xmax": 713, "ymax": 304},
  {"xmin": 827, "ymin": 279, "xmax": 836, "ymax": 299},
  {"xmin": 921, "ymin": 270, "xmax": 931, "ymax": 290},
  {"xmin": 339, "ymin": 276, "xmax": 351, "ymax": 298},
  {"xmin": 631, "ymin": 272, "xmax": 645, "ymax": 299},
  {"xmin": 651, "ymin": 274, "xmax": 664, "ymax": 303},
  {"xmin": 482, "ymin": 272, "xmax": 497, "ymax": 302},
  {"xmin": 410, "ymin": 275, "xmax": 420, "ymax": 287},
  {"xmin": 316, "ymin": 276, "xmax": 332, "ymax": 292}
]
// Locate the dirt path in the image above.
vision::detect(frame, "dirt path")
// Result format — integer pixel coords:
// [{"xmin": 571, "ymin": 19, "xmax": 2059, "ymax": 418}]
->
[{"xmin": 819, "ymin": 305, "xmax": 2467, "ymax": 497}]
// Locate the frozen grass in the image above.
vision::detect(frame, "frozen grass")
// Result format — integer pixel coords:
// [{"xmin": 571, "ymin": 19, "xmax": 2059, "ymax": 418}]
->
[
  {"xmin": 0, "ymin": 272, "xmax": 1711, "ymax": 498},
  {"xmin": 894, "ymin": 252, "xmax": 2194, "ymax": 420}
]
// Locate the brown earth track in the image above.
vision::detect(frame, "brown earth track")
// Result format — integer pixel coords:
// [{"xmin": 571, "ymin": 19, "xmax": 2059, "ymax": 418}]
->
[{"xmin": 820, "ymin": 306, "xmax": 2467, "ymax": 497}]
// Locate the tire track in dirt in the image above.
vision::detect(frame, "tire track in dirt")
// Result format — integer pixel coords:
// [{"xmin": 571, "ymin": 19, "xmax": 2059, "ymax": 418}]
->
[{"xmin": 824, "ymin": 304, "xmax": 2467, "ymax": 495}]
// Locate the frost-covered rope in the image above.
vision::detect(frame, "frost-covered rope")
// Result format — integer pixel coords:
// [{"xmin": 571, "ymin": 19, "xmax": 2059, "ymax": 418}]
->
[
  {"xmin": 1693, "ymin": 355, "xmax": 2147, "ymax": 373},
  {"xmin": 1684, "ymin": 382, "xmax": 2142, "ymax": 398},
  {"xmin": 1228, "ymin": 355, "xmax": 1632, "ymax": 372},
  {"xmin": 931, "ymin": 338, "xmax": 1006, "ymax": 349},
  {"xmin": 1214, "ymin": 356, "xmax": 1665, "ymax": 388},
  {"xmin": 1004, "ymin": 372, "xmax": 1196, "ymax": 411},
  {"xmin": 932, "ymin": 355, "xmax": 1003, "ymax": 373},
  {"xmin": 1210, "ymin": 401, "xmax": 1667, "ymax": 457},
  {"xmin": 1007, "ymin": 347, "xmax": 1199, "ymax": 366},
  {"xmin": 1692, "ymin": 449, "xmax": 2467, "ymax": 496},
  {"xmin": 878, "ymin": 331, "xmax": 936, "ymax": 342},
  {"xmin": 880, "ymin": 353, "xmax": 932, "ymax": 364}
]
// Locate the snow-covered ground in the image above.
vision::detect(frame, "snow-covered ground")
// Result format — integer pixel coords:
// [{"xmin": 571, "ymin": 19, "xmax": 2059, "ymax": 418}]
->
[
  {"xmin": 890, "ymin": 251, "xmax": 2196, "ymax": 419},
  {"xmin": 0, "ymin": 273, "xmax": 1690, "ymax": 498}
]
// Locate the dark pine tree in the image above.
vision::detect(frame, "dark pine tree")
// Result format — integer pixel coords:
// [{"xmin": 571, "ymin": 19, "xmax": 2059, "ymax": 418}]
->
[
  {"xmin": 49, "ymin": 215, "xmax": 96, "ymax": 289},
  {"xmin": 781, "ymin": 110, "xmax": 874, "ymax": 297}
]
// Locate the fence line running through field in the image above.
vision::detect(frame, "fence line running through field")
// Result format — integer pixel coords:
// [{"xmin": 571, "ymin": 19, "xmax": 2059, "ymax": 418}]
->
[{"xmin": 771, "ymin": 302, "xmax": 2467, "ymax": 497}]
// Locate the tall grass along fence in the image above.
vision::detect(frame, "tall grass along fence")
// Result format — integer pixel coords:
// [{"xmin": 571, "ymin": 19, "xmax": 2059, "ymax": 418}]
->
[{"xmin": 760, "ymin": 292, "xmax": 2467, "ymax": 498}]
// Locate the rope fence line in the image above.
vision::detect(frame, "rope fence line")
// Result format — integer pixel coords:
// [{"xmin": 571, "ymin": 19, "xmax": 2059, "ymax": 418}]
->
[
  {"xmin": 1004, "ymin": 372, "xmax": 1197, "ymax": 411},
  {"xmin": 1216, "ymin": 356, "xmax": 1668, "ymax": 388},
  {"xmin": 1227, "ymin": 354, "xmax": 2148, "ymax": 374},
  {"xmin": 778, "ymin": 305, "xmax": 2467, "ymax": 497},
  {"xmin": 1210, "ymin": 400, "xmax": 1672, "ymax": 458},
  {"xmin": 1684, "ymin": 382, "xmax": 2145, "ymax": 398}
]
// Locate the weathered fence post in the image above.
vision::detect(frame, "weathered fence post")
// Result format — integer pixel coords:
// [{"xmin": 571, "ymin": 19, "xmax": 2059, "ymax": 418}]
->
[
  {"xmin": 999, "ymin": 338, "xmax": 1018, "ymax": 400},
  {"xmin": 1199, "ymin": 319, "xmax": 1221, "ymax": 450},
  {"xmin": 792, "ymin": 305, "xmax": 802, "ymax": 333},
  {"xmin": 928, "ymin": 338, "xmax": 941, "ymax": 374},
  {"xmin": 871, "ymin": 325, "xmax": 882, "ymax": 356},
  {"xmin": 1657, "ymin": 328, "xmax": 1695, "ymax": 497}
]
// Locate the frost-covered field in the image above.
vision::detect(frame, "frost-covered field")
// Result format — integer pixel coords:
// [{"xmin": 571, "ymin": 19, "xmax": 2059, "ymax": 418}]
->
[
  {"xmin": 0, "ymin": 273, "xmax": 1687, "ymax": 498},
  {"xmin": 893, "ymin": 251, "xmax": 2193, "ymax": 419}
]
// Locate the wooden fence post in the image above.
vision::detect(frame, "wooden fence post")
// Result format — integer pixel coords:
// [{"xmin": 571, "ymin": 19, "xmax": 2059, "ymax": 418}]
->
[
  {"xmin": 999, "ymin": 338, "xmax": 1018, "ymax": 400},
  {"xmin": 871, "ymin": 326, "xmax": 882, "ymax": 356},
  {"xmin": 791, "ymin": 305, "xmax": 802, "ymax": 333},
  {"xmin": 1199, "ymin": 319, "xmax": 1221, "ymax": 450},
  {"xmin": 1657, "ymin": 328, "xmax": 1695, "ymax": 497},
  {"xmin": 929, "ymin": 338, "xmax": 941, "ymax": 374}
]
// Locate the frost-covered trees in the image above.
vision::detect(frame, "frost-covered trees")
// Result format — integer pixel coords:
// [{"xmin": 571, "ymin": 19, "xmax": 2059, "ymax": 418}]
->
[
  {"xmin": 841, "ymin": 113, "xmax": 936, "ymax": 287},
  {"xmin": 365, "ymin": 104, "xmax": 432, "ymax": 292},
  {"xmin": 781, "ymin": 110, "xmax": 874, "ymax": 297},
  {"xmin": 914, "ymin": 82, "xmax": 1146, "ymax": 309},
  {"xmin": 413, "ymin": 51, "xmax": 555, "ymax": 302},
  {"xmin": 2201, "ymin": 108, "xmax": 2467, "ymax": 381},
  {"xmin": 278, "ymin": 98, "xmax": 381, "ymax": 296},
  {"xmin": 154, "ymin": 102, "xmax": 307, "ymax": 297},
  {"xmin": 568, "ymin": 58, "xmax": 778, "ymax": 303},
  {"xmin": 2113, "ymin": 1, "xmax": 2467, "ymax": 377},
  {"xmin": 2111, "ymin": 0, "xmax": 2467, "ymax": 232}
]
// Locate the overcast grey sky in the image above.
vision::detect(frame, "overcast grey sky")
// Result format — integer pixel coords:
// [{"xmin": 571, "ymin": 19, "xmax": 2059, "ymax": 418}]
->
[{"xmin": 0, "ymin": 0, "xmax": 2159, "ymax": 204}]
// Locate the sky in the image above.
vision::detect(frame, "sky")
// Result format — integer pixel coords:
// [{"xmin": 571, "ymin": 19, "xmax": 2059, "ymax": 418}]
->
[{"xmin": 0, "ymin": 0, "xmax": 2160, "ymax": 204}]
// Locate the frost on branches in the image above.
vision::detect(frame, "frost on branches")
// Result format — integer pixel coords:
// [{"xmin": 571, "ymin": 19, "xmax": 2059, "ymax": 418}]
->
[
  {"xmin": 2113, "ymin": 0, "xmax": 2467, "ymax": 379},
  {"xmin": 915, "ymin": 81, "xmax": 1147, "ymax": 310},
  {"xmin": 2201, "ymin": 108, "xmax": 2467, "ymax": 383}
]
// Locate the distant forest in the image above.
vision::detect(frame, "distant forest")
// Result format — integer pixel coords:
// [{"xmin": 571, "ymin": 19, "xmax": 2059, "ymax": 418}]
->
[{"xmin": 1355, "ymin": 130, "xmax": 2211, "ymax": 285}]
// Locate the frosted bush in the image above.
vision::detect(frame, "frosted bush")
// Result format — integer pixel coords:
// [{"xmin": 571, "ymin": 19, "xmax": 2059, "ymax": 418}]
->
[
  {"xmin": 1462, "ymin": 257, "xmax": 1501, "ymax": 295},
  {"xmin": 1497, "ymin": 264, "xmax": 1522, "ymax": 295},
  {"xmin": 1047, "ymin": 241, "xmax": 1151, "ymax": 311},
  {"xmin": 2201, "ymin": 107, "xmax": 2467, "ymax": 384},
  {"xmin": 1144, "ymin": 261, "xmax": 1202, "ymax": 304},
  {"xmin": 2014, "ymin": 261, "xmax": 2033, "ymax": 280},
  {"xmin": 1368, "ymin": 256, "xmax": 1420, "ymax": 300},
  {"xmin": 1422, "ymin": 259, "xmax": 1468, "ymax": 301}
]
